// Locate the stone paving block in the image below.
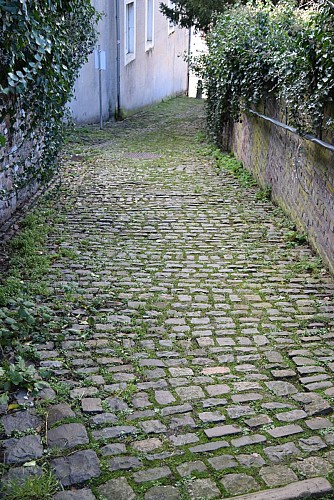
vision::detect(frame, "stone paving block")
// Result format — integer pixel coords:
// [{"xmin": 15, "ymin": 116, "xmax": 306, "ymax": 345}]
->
[
  {"xmin": 1, "ymin": 410, "xmax": 42, "ymax": 436},
  {"xmin": 267, "ymin": 424, "xmax": 303, "ymax": 438},
  {"xmin": 292, "ymin": 456, "xmax": 332, "ymax": 477},
  {"xmin": 144, "ymin": 485, "xmax": 181, "ymax": 500},
  {"xmin": 222, "ymin": 473, "xmax": 259, "ymax": 495},
  {"xmin": 54, "ymin": 490, "xmax": 96, "ymax": 500},
  {"xmin": 139, "ymin": 419, "xmax": 167, "ymax": 434},
  {"xmin": 51, "ymin": 450, "xmax": 100, "ymax": 486},
  {"xmin": 47, "ymin": 403, "xmax": 76, "ymax": 427},
  {"xmin": 205, "ymin": 424, "xmax": 242, "ymax": 438},
  {"xmin": 47, "ymin": 423, "xmax": 89, "ymax": 450},
  {"xmin": 176, "ymin": 460, "xmax": 207, "ymax": 476},
  {"xmin": 189, "ymin": 440, "xmax": 229, "ymax": 453},
  {"xmin": 98, "ymin": 477, "xmax": 135, "ymax": 500},
  {"xmin": 259, "ymin": 465, "xmax": 298, "ymax": 487},
  {"xmin": 109, "ymin": 456, "xmax": 142, "ymax": 471},
  {"xmin": 264, "ymin": 442, "xmax": 300, "ymax": 463},
  {"xmin": 131, "ymin": 438, "xmax": 163, "ymax": 452},
  {"xmin": 185, "ymin": 478, "xmax": 221, "ymax": 499},
  {"xmin": 100, "ymin": 443, "xmax": 127, "ymax": 456},
  {"xmin": 133, "ymin": 465, "xmax": 171, "ymax": 483},
  {"xmin": 227, "ymin": 478, "xmax": 332, "ymax": 499},
  {"xmin": 169, "ymin": 432, "xmax": 199, "ymax": 446},
  {"xmin": 231, "ymin": 434, "xmax": 267, "ymax": 447},
  {"xmin": 237, "ymin": 454, "xmax": 266, "ymax": 468},
  {"xmin": 3, "ymin": 435, "xmax": 43, "ymax": 464},
  {"xmin": 175, "ymin": 386, "xmax": 205, "ymax": 400},
  {"xmin": 206, "ymin": 384, "xmax": 230, "ymax": 396},
  {"xmin": 208, "ymin": 454, "xmax": 238, "ymax": 470},
  {"xmin": 265, "ymin": 381, "xmax": 298, "ymax": 396}
]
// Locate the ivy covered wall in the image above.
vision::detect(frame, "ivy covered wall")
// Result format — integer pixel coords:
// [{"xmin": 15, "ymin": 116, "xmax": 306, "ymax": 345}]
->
[{"xmin": 0, "ymin": 0, "xmax": 99, "ymax": 225}]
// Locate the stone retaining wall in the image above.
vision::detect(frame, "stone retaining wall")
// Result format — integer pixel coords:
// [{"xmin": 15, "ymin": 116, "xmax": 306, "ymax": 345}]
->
[
  {"xmin": 230, "ymin": 100, "xmax": 334, "ymax": 274},
  {"xmin": 0, "ymin": 101, "xmax": 42, "ymax": 226}
]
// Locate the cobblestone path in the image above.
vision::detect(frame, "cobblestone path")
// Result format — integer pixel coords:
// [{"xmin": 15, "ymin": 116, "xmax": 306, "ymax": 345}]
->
[{"xmin": 2, "ymin": 98, "xmax": 334, "ymax": 499}]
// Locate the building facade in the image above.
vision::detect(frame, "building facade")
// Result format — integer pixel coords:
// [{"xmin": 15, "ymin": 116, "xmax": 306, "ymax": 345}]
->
[{"xmin": 69, "ymin": 0, "xmax": 190, "ymax": 123}]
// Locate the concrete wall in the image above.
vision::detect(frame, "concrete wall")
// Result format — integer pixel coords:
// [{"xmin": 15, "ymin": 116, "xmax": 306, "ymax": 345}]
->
[
  {"xmin": 68, "ymin": 0, "xmax": 189, "ymax": 122},
  {"xmin": 119, "ymin": 2, "xmax": 189, "ymax": 113},
  {"xmin": 230, "ymin": 100, "xmax": 334, "ymax": 273},
  {"xmin": 69, "ymin": 0, "xmax": 117, "ymax": 123}
]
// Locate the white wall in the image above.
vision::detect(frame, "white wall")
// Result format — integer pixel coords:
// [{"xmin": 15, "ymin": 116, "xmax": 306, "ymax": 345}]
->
[
  {"xmin": 69, "ymin": 0, "xmax": 117, "ymax": 123},
  {"xmin": 120, "ymin": 0, "xmax": 189, "ymax": 113},
  {"xmin": 68, "ymin": 0, "xmax": 189, "ymax": 123}
]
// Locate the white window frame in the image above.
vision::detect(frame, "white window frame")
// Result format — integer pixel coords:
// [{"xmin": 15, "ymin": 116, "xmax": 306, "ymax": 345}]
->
[
  {"xmin": 125, "ymin": 0, "xmax": 136, "ymax": 64},
  {"xmin": 167, "ymin": 0, "xmax": 175, "ymax": 35},
  {"xmin": 145, "ymin": 0, "xmax": 154, "ymax": 51}
]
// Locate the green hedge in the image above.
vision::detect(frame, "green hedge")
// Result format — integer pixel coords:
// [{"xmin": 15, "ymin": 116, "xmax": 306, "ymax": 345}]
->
[
  {"xmin": 0, "ymin": 0, "xmax": 100, "ymax": 200},
  {"xmin": 195, "ymin": 0, "xmax": 334, "ymax": 144}
]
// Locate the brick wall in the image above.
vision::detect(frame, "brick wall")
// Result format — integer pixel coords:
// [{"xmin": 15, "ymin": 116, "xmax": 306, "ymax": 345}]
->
[{"xmin": 230, "ymin": 100, "xmax": 334, "ymax": 274}]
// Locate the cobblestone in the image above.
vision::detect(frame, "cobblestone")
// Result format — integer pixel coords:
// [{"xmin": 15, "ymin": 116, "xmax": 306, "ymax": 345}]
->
[{"xmin": 1, "ymin": 98, "xmax": 334, "ymax": 497}]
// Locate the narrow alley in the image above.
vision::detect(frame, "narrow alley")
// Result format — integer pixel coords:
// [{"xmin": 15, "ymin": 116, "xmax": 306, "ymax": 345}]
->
[{"xmin": 2, "ymin": 98, "xmax": 334, "ymax": 499}]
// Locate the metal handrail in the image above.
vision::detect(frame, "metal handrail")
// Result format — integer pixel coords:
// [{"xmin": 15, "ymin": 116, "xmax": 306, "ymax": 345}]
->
[{"xmin": 248, "ymin": 109, "xmax": 334, "ymax": 154}]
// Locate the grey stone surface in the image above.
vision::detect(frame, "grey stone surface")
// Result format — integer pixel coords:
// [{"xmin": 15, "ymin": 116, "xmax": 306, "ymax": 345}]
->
[
  {"xmin": 222, "ymin": 473, "xmax": 259, "ymax": 495},
  {"xmin": 208, "ymin": 454, "xmax": 238, "ymax": 470},
  {"xmin": 4, "ymin": 98, "xmax": 334, "ymax": 499},
  {"xmin": 108, "ymin": 456, "xmax": 142, "ymax": 471},
  {"xmin": 265, "ymin": 381, "xmax": 298, "ymax": 396},
  {"xmin": 205, "ymin": 424, "xmax": 242, "ymax": 438},
  {"xmin": 264, "ymin": 443, "xmax": 300, "ymax": 463},
  {"xmin": 100, "ymin": 443, "xmax": 127, "ymax": 456},
  {"xmin": 47, "ymin": 403, "xmax": 75, "ymax": 427},
  {"xmin": 54, "ymin": 490, "xmax": 96, "ymax": 500},
  {"xmin": 144, "ymin": 485, "xmax": 181, "ymax": 500},
  {"xmin": 185, "ymin": 478, "xmax": 221, "ymax": 499},
  {"xmin": 47, "ymin": 423, "xmax": 89, "ymax": 450},
  {"xmin": 1, "ymin": 410, "xmax": 42, "ymax": 436},
  {"xmin": 51, "ymin": 450, "xmax": 101, "ymax": 486},
  {"xmin": 292, "ymin": 457, "xmax": 332, "ymax": 477},
  {"xmin": 224, "ymin": 478, "xmax": 332, "ymax": 499},
  {"xmin": 3, "ymin": 435, "xmax": 43, "ymax": 464},
  {"xmin": 133, "ymin": 465, "xmax": 171, "ymax": 482},
  {"xmin": 260, "ymin": 465, "xmax": 298, "ymax": 487},
  {"xmin": 97, "ymin": 477, "xmax": 135, "ymax": 500},
  {"xmin": 176, "ymin": 460, "xmax": 207, "ymax": 476}
]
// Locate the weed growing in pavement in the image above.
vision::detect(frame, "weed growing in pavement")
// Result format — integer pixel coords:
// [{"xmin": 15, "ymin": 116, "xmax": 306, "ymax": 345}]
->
[{"xmin": 1, "ymin": 470, "xmax": 60, "ymax": 499}]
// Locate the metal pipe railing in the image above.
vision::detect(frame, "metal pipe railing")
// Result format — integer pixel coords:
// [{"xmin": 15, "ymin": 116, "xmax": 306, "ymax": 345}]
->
[{"xmin": 248, "ymin": 109, "xmax": 334, "ymax": 154}]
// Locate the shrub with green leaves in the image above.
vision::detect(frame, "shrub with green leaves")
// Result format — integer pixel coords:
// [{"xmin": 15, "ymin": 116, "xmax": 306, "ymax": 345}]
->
[
  {"xmin": 195, "ymin": 0, "xmax": 334, "ymax": 144},
  {"xmin": 0, "ymin": 0, "xmax": 100, "ymax": 199},
  {"xmin": 0, "ymin": 299, "xmax": 53, "ymax": 348}
]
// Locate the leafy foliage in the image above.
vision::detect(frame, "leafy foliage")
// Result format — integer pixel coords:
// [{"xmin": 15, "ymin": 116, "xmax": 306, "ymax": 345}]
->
[
  {"xmin": 194, "ymin": 0, "xmax": 334, "ymax": 143},
  {"xmin": 160, "ymin": 0, "xmax": 228, "ymax": 31},
  {"xmin": 0, "ymin": 298, "xmax": 53, "ymax": 348},
  {"xmin": 0, "ymin": 356, "xmax": 50, "ymax": 404},
  {"xmin": 0, "ymin": 0, "xmax": 100, "ymax": 199}
]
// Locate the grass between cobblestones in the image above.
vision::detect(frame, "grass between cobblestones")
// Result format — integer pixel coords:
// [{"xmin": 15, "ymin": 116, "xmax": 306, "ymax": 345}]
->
[{"xmin": 0, "ymin": 97, "xmax": 334, "ymax": 499}]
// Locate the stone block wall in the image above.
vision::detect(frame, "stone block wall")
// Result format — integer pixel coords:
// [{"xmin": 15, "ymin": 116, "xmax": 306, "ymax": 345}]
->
[
  {"xmin": 0, "ymin": 102, "xmax": 42, "ymax": 226},
  {"xmin": 230, "ymin": 100, "xmax": 334, "ymax": 274}
]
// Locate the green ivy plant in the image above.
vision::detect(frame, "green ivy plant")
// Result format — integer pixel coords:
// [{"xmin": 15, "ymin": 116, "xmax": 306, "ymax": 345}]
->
[
  {"xmin": 194, "ymin": 0, "xmax": 334, "ymax": 145},
  {"xmin": 0, "ymin": 298, "xmax": 53, "ymax": 348},
  {"xmin": 0, "ymin": 356, "xmax": 50, "ymax": 405},
  {"xmin": 0, "ymin": 0, "xmax": 100, "ymax": 200}
]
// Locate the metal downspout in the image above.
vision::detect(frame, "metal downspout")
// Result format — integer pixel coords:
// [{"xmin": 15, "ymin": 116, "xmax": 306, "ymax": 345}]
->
[{"xmin": 115, "ymin": 0, "xmax": 121, "ymax": 119}]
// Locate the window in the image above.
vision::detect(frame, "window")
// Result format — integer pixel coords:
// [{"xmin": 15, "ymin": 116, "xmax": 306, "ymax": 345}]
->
[
  {"xmin": 125, "ymin": 0, "xmax": 135, "ymax": 64},
  {"xmin": 145, "ymin": 0, "xmax": 154, "ymax": 50},
  {"xmin": 167, "ymin": 0, "xmax": 175, "ymax": 34}
]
